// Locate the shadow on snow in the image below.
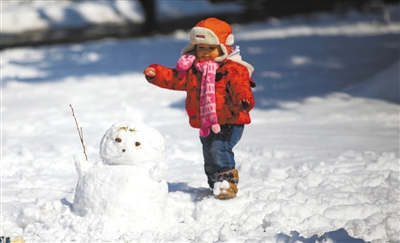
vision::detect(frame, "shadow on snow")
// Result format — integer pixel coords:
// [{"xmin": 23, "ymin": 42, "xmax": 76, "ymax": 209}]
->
[
  {"xmin": 3, "ymin": 33, "xmax": 399, "ymax": 105},
  {"xmin": 276, "ymin": 229, "xmax": 368, "ymax": 243}
]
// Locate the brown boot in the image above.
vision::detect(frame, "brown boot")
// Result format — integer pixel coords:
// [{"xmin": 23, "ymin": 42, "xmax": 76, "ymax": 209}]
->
[{"xmin": 214, "ymin": 169, "xmax": 239, "ymax": 200}]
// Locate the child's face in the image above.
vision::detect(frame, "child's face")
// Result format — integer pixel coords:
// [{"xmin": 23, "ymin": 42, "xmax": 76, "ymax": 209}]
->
[{"xmin": 196, "ymin": 44, "xmax": 222, "ymax": 61}]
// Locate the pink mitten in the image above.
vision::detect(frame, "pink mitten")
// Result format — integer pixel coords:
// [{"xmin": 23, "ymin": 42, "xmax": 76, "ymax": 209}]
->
[
  {"xmin": 176, "ymin": 54, "xmax": 196, "ymax": 79},
  {"xmin": 211, "ymin": 124, "xmax": 221, "ymax": 134}
]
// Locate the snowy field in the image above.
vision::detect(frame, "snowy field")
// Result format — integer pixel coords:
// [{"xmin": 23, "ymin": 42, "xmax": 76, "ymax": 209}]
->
[{"xmin": 1, "ymin": 1, "xmax": 400, "ymax": 243}]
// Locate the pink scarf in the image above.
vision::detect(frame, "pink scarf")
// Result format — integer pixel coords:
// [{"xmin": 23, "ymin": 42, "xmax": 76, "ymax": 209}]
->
[{"xmin": 176, "ymin": 54, "xmax": 221, "ymax": 136}]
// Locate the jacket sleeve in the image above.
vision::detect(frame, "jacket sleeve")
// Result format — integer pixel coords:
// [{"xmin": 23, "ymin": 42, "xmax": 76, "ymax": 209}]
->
[
  {"xmin": 145, "ymin": 64, "xmax": 187, "ymax": 91},
  {"xmin": 227, "ymin": 64, "xmax": 255, "ymax": 111}
]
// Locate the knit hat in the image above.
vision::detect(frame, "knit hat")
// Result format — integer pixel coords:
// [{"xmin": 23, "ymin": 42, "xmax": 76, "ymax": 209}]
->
[{"xmin": 181, "ymin": 17, "xmax": 234, "ymax": 62}]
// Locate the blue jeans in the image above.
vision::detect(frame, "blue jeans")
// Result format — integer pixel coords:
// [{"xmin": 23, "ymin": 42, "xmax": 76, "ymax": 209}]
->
[{"xmin": 200, "ymin": 124, "xmax": 244, "ymax": 188}]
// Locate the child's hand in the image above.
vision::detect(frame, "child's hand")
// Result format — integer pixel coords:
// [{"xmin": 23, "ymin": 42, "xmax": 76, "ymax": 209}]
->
[
  {"xmin": 143, "ymin": 67, "xmax": 156, "ymax": 77},
  {"xmin": 240, "ymin": 99, "xmax": 251, "ymax": 112}
]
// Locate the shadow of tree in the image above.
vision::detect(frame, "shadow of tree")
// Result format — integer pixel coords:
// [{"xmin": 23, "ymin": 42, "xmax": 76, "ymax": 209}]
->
[{"xmin": 3, "ymin": 29, "xmax": 398, "ymax": 105}]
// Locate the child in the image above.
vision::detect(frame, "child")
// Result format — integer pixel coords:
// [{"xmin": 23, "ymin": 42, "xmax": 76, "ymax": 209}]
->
[{"xmin": 143, "ymin": 17, "xmax": 255, "ymax": 199}]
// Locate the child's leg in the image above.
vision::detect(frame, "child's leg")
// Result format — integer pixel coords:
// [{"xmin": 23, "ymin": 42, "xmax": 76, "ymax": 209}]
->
[
  {"xmin": 210, "ymin": 124, "xmax": 244, "ymax": 199},
  {"xmin": 200, "ymin": 124, "xmax": 244, "ymax": 189},
  {"xmin": 200, "ymin": 134, "xmax": 217, "ymax": 188},
  {"xmin": 210, "ymin": 124, "xmax": 244, "ymax": 173}
]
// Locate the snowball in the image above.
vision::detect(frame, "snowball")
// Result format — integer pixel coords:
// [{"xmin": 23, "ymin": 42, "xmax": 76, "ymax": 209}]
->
[
  {"xmin": 99, "ymin": 120, "xmax": 165, "ymax": 167},
  {"xmin": 73, "ymin": 163, "xmax": 168, "ymax": 231}
]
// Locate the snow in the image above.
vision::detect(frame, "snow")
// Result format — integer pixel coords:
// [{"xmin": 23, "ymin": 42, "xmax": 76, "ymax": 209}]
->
[
  {"xmin": 345, "ymin": 60, "xmax": 400, "ymax": 102},
  {"xmin": 1, "ymin": 1, "xmax": 143, "ymax": 33},
  {"xmin": 1, "ymin": 1, "xmax": 400, "ymax": 243},
  {"xmin": 0, "ymin": 0, "xmax": 241, "ymax": 34}
]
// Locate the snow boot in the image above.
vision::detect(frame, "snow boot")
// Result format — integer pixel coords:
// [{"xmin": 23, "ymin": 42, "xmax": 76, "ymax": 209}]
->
[{"xmin": 214, "ymin": 168, "xmax": 239, "ymax": 200}]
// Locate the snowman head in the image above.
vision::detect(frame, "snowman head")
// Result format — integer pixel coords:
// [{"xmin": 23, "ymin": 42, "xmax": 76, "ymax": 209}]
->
[{"xmin": 100, "ymin": 121, "xmax": 164, "ymax": 167}]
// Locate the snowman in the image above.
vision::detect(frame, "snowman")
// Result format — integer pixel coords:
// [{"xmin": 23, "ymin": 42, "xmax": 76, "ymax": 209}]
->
[{"xmin": 73, "ymin": 120, "xmax": 168, "ymax": 232}]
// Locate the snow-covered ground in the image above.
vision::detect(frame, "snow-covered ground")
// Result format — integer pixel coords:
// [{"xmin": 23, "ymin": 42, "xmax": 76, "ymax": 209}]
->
[{"xmin": 1, "ymin": 1, "xmax": 400, "ymax": 243}]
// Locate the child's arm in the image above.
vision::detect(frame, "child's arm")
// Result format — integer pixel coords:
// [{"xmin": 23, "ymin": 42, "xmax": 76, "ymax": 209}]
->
[
  {"xmin": 143, "ymin": 64, "xmax": 187, "ymax": 91},
  {"xmin": 227, "ymin": 65, "xmax": 255, "ymax": 113}
]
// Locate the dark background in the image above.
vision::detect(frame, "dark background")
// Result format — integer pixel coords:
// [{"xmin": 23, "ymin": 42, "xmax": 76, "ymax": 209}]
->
[{"xmin": 1, "ymin": 0, "xmax": 398, "ymax": 49}]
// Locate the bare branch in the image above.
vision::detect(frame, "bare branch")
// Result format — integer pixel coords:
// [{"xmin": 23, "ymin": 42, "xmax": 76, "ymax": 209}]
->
[{"xmin": 70, "ymin": 104, "xmax": 88, "ymax": 161}]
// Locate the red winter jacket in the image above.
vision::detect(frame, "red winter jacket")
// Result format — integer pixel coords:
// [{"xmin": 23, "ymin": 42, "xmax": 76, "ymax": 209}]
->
[{"xmin": 146, "ymin": 59, "xmax": 255, "ymax": 129}]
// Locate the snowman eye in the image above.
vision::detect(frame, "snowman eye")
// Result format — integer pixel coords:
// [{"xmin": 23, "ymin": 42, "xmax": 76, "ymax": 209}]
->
[
  {"xmin": 115, "ymin": 137, "xmax": 122, "ymax": 143},
  {"xmin": 122, "ymin": 149, "xmax": 126, "ymax": 152},
  {"xmin": 135, "ymin": 142, "xmax": 141, "ymax": 146}
]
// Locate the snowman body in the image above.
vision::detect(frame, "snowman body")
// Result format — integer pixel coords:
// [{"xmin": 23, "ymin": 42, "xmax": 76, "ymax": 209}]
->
[{"xmin": 73, "ymin": 121, "xmax": 168, "ymax": 232}]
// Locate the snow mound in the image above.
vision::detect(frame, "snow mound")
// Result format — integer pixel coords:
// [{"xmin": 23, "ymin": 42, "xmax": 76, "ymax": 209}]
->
[{"xmin": 345, "ymin": 60, "xmax": 400, "ymax": 103}]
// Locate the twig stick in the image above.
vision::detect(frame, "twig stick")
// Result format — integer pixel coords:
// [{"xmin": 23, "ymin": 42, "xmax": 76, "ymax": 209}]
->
[{"xmin": 69, "ymin": 104, "xmax": 88, "ymax": 161}]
